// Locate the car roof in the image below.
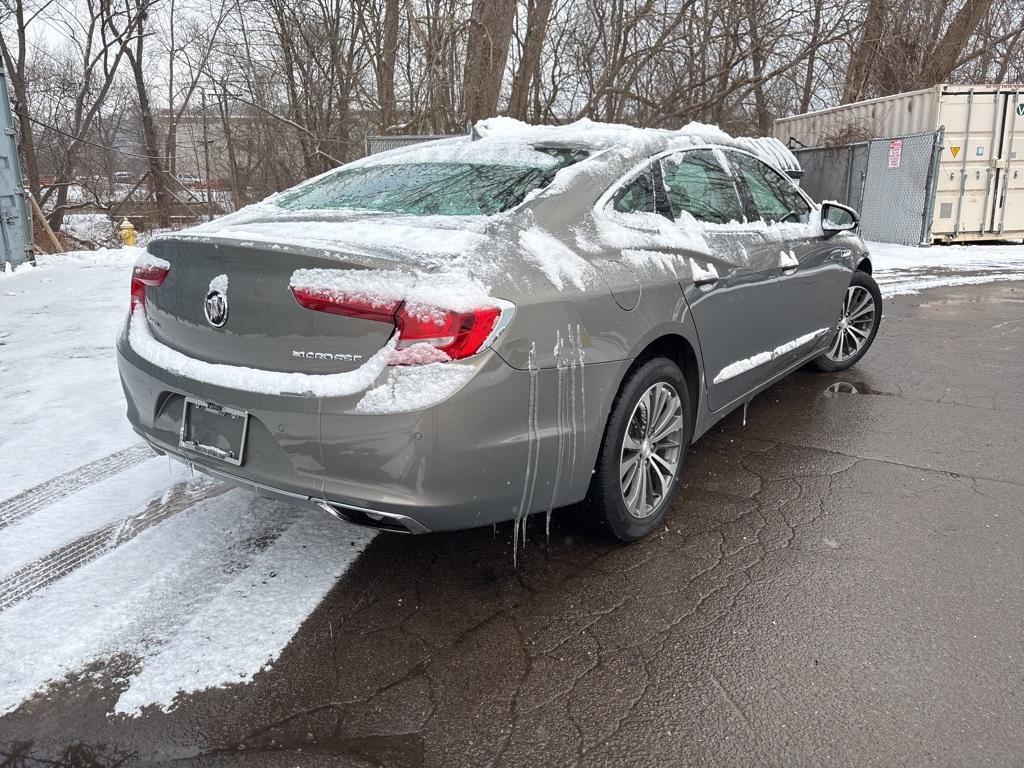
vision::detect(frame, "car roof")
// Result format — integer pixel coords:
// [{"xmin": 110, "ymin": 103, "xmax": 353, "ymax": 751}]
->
[{"xmin": 358, "ymin": 118, "xmax": 799, "ymax": 181}]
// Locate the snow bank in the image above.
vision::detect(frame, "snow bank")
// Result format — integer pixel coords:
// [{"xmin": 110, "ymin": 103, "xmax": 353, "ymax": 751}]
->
[
  {"xmin": 869, "ymin": 241, "xmax": 1024, "ymax": 297},
  {"xmin": 64, "ymin": 213, "xmax": 117, "ymax": 246},
  {"xmin": 39, "ymin": 246, "xmax": 145, "ymax": 270},
  {"xmin": 1, "ymin": 260, "xmax": 31, "ymax": 278}
]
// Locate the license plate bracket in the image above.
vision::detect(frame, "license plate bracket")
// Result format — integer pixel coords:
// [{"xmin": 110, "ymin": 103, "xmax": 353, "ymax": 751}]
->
[{"xmin": 179, "ymin": 398, "xmax": 249, "ymax": 466}]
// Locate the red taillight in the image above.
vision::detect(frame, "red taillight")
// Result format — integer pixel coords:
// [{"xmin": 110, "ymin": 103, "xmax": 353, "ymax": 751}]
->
[
  {"xmin": 289, "ymin": 286, "xmax": 504, "ymax": 363},
  {"xmin": 395, "ymin": 305, "xmax": 501, "ymax": 362},
  {"xmin": 289, "ymin": 286, "xmax": 400, "ymax": 324},
  {"xmin": 130, "ymin": 263, "xmax": 169, "ymax": 310}
]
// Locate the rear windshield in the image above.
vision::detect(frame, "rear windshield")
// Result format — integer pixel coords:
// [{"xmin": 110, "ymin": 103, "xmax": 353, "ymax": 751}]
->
[{"xmin": 276, "ymin": 146, "xmax": 586, "ymax": 216}]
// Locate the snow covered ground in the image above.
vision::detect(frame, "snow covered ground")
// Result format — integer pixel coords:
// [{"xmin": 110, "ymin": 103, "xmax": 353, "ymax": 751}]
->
[
  {"xmin": 1, "ymin": 238, "xmax": 1023, "ymax": 718},
  {"xmin": 0, "ymin": 248, "xmax": 375, "ymax": 716},
  {"xmin": 62, "ymin": 213, "xmax": 119, "ymax": 247},
  {"xmin": 869, "ymin": 241, "xmax": 1024, "ymax": 296}
]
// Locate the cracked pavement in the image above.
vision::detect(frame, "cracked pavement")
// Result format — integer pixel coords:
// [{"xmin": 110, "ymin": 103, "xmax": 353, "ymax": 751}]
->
[{"xmin": 3, "ymin": 280, "xmax": 1024, "ymax": 767}]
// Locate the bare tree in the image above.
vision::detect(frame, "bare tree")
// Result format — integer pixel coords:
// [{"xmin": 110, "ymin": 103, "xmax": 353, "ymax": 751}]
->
[
  {"xmin": 6, "ymin": 0, "xmax": 1024, "ymax": 233},
  {"xmin": 508, "ymin": 0, "xmax": 553, "ymax": 120},
  {"xmin": 0, "ymin": 0, "xmax": 57, "ymax": 200},
  {"xmin": 34, "ymin": 0, "xmax": 146, "ymax": 229},
  {"xmin": 462, "ymin": 0, "xmax": 516, "ymax": 124}
]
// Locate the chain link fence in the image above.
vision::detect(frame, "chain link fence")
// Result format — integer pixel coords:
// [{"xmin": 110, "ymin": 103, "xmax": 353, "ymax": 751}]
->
[{"xmin": 794, "ymin": 129, "xmax": 943, "ymax": 246}]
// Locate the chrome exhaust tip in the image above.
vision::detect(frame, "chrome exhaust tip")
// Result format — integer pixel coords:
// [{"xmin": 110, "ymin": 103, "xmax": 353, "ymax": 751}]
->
[{"xmin": 315, "ymin": 499, "xmax": 430, "ymax": 535}]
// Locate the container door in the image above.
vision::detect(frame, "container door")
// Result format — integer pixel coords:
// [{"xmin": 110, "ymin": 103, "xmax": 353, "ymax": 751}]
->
[
  {"xmin": 992, "ymin": 90, "xmax": 1024, "ymax": 236},
  {"xmin": 937, "ymin": 89, "xmax": 1006, "ymax": 238}
]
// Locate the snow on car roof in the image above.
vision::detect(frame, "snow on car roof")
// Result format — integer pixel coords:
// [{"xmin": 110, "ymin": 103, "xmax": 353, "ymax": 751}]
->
[
  {"xmin": 731, "ymin": 136, "xmax": 803, "ymax": 177},
  {"xmin": 349, "ymin": 118, "xmax": 733, "ymax": 167},
  {"xmin": 471, "ymin": 116, "xmax": 736, "ymax": 153},
  {"xmin": 342, "ymin": 117, "xmax": 772, "ymax": 174}
]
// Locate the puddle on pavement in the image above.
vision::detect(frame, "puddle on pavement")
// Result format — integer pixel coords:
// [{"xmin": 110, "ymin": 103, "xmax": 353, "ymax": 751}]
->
[
  {"xmin": 822, "ymin": 381, "xmax": 898, "ymax": 398},
  {"xmin": 917, "ymin": 285, "xmax": 1024, "ymax": 307}
]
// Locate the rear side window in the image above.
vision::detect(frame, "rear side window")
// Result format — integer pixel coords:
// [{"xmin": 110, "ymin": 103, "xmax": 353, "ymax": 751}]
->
[
  {"xmin": 612, "ymin": 165, "xmax": 656, "ymax": 214},
  {"xmin": 660, "ymin": 150, "xmax": 744, "ymax": 224},
  {"xmin": 731, "ymin": 152, "xmax": 811, "ymax": 224}
]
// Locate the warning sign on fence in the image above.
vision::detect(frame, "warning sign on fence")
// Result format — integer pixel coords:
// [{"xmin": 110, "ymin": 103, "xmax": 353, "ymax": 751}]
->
[{"xmin": 888, "ymin": 139, "xmax": 903, "ymax": 169}]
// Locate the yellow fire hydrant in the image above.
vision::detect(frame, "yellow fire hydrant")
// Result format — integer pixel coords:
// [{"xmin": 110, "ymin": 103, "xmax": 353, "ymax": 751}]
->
[{"xmin": 119, "ymin": 218, "xmax": 137, "ymax": 247}]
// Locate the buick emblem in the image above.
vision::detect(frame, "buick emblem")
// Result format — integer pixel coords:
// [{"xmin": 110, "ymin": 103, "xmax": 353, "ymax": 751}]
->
[{"xmin": 204, "ymin": 289, "xmax": 228, "ymax": 327}]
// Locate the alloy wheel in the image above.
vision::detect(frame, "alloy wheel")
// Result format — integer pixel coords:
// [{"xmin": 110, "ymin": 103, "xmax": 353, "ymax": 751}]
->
[
  {"xmin": 826, "ymin": 285, "xmax": 876, "ymax": 363},
  {"xmin": 619, "ymin": 382, "xmax": 684, "ymax": 518}
]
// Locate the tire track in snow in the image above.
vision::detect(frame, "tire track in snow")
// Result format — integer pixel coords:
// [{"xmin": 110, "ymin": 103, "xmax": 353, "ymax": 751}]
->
[
  {"xmin": 0, "ymin": 478, "xmax": 230, "ymax": 610},
  {"xmin": 114, "ymin": 511, "xmax": 375, "ymax": 714},
  {"xmin": 0, "ymin": 491, "xmax": 373, "ymax": 716},
  {"xmin": 0, "ymin": 442, "xmax": 155, "ymax": 529}
]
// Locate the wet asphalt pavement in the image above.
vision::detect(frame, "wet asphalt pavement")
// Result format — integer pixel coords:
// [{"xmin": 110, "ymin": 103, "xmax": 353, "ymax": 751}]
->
[{"xmin": 3, "ymin": 280, "xmax": 1024, "ymax": 767}]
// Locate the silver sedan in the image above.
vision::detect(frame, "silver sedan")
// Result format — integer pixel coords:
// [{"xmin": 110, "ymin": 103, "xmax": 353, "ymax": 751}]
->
[{"xmin": 116, "ymin": 121, "xmax": 880, "ymax": 542}]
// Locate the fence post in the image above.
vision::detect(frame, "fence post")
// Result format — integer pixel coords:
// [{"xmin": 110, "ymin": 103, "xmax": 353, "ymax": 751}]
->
[
  {"xmin": 844, "ymin": 144, "xmax": 854, "ymax": 205},
  {"xmin": 919, "ymin": 127, "xmax": 945, "ymax": 246},
  {"xmin": 857, "ymin": 139, "xmax": 875, "ymax": 235}
]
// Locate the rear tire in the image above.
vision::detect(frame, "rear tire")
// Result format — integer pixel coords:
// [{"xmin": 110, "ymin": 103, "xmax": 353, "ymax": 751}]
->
[
  {"xmin": 587, "ymin": 357, "xmax": 692, "ymax": 542},
  {"xmin": 810, "ymin": 271, "xmax": 882, "ymax": 372}
]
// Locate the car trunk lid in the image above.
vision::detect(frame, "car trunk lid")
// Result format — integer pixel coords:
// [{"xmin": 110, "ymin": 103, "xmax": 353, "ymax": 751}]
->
[{"xmin": 144, "ymin": 238, "xmax": 400, "ymax": 374}]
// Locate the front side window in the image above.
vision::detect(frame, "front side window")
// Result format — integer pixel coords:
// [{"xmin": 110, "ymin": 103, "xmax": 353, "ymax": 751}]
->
[
  {"xmin": 660, "ymin": 149, "xmax": 744, "ymax": 225},
  {"xmin": 731, "ymin": 152, "xmax": 811, "ymax": 224},
  {"xmin": 277, "ymin": 146, "xmax": 585, "ymax": 216}
]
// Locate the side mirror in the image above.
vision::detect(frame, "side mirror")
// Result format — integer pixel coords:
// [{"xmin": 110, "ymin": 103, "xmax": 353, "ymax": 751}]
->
[{"xmin": 821, "ymin": 202, "xmax": 858, "ymax": 235}]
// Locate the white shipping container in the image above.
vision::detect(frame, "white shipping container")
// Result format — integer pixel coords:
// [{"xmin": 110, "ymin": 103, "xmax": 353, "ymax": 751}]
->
[{"xmin": 774, "ymin": 84, "xmax": 1024, "ymax": 243}]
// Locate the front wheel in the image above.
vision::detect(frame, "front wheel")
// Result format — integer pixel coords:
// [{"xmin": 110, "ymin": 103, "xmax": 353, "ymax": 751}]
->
[
  {"xmin": 810, "ymin": 271, "xmax": 882, "ymax": 372},
  {"xmin": 587, "ymin": 357, "xmax": 692, "ymax": 542}
]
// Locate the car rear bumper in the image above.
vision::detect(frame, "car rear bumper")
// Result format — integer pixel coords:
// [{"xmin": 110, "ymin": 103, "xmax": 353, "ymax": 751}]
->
[
  {"xmin": 116, "ymin": 334, "xmax": 622, "ymax": 533},
  {"xmin": 127, "ymin": 434, "xmax": 431, "ymax": 534}
]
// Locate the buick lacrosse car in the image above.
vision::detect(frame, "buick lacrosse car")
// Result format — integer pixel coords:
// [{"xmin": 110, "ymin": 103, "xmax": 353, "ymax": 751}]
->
[{"xmin": 117, "ymin": 119, "xmax": 881, "ymax": 542}]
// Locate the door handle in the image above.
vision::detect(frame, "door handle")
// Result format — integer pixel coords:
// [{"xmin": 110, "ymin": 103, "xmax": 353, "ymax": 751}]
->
[
  {"xmin": 779, "ymin": 250, "xmax": 799, "ymax": 275},
  {"xmin": 781, "ymin": 265, "xmax": 797, "ymax": 275},
  {"xmin": 693, "ymin": 275, "xmax": 718, "ymax": 287}
]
